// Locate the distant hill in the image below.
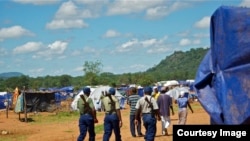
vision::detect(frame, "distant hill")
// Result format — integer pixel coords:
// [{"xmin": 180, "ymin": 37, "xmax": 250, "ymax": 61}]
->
[
  {"xmin": 0, "ymin": 72, "xmax": 24, "ymax": 79},
  {"xmin": 145, "ymin": 47, "xmax": 210, "ymax": 80}
]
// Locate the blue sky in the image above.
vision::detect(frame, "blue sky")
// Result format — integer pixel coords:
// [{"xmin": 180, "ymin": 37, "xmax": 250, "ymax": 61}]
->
[{"xmin": 0, "ymin": 0, "xmax": 248, "ymax": 78}]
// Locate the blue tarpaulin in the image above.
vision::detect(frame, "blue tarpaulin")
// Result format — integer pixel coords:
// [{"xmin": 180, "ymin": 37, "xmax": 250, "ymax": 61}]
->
[
  {"xmin": 194, "ymin": 6, "xmax": 250, "ymax": 124},
  {"xmin": 0, "ymin": 92, "xmax": 12, "ymax": 109}
]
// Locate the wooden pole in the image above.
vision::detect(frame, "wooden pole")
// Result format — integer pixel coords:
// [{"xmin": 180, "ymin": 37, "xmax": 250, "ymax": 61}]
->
[
  {"xmin": 4, "ymin": 100, "xmax": 8, "ymax": 118},
  {"xmin": 23, "ymin": 86, "xmax": 27, "ymax": 122}
]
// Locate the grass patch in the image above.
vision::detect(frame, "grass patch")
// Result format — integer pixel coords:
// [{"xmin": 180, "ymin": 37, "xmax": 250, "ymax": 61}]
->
[
  {"xmin": 95, "ymin": 124, "xmax": 104, "ymax": 133},
  {"xmin": 30, "ymin": 111, "xmax": 79, "ymax": 124},
  {"xmin": 0, "ymin": 135, "xmax": 28, "ymax": 141}
]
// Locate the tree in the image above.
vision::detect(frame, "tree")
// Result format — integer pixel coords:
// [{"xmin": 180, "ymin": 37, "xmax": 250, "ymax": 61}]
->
[
  {"xmin": 59, "ymin": 75, "xmax": 72, "ymax": 87},
  {"xmin": 83, "ymin": 60, "xmax": 103, "ymax": 86}
]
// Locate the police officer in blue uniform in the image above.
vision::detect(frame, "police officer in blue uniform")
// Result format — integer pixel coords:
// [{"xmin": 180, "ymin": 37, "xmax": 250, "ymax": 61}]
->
[
  {"xmin": 101, "ymin": 87, "xmax": 122, "ymax": 141},
  {"xmin": 134, "ymin": 86, "xmax": 161, "ymax": 141},
  {"xmin": 77, "ymin": 87, "xmax": 98, "ymax": 141}
]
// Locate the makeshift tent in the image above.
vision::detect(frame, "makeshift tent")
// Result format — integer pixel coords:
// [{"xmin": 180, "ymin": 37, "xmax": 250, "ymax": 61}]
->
[
  {"xmin": 0, "ymin": 92, "xmax": 12, "ymax": 109},
  {"xmin": 194, "ymin": 6, "xmax": 250, "ymax": 124},
  {"xmin": 15, "ymin": 91, "xmax": 56, "ymax": 112}
]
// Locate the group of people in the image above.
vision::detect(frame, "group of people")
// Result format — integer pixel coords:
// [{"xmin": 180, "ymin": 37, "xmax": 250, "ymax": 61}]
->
[
  {"xmin": 130, "ymin": 85, "xmax": 194, "ymax": 141},
  {"xmin": 76, "ymin": 85, "xmax": 193, "ymax": 141}
]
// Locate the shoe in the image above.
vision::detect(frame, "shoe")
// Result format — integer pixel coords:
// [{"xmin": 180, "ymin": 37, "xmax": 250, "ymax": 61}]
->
[
  {"xmin": 132, "ymin": 135, "xmax": 136, "ymax": 137},
  {"xmin": 166, "ymin": 130, "xmax": 169, "ymax": 136},
  {"xmin": 162, "ymin": 129, "xmax": 168, "ymax": 136}
]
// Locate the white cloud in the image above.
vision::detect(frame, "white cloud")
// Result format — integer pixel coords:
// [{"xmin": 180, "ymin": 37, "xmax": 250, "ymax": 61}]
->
[
  {"xmin": 103, "ymin": 30, "xmax": 120, "ymax": 38},
  {"xmin": 13, "ymin": 0, "xmax": 60, "ymax": 5},
  {"xmin": 141, "ymin": 39, "xmax": 157, "ymax": 47},
  {"xmin": 179, "ymin": 38, "xmax": 191, "ymax": 46},
  {"xmin": 34, "ymin": 40, "xmax": 68, "ymax": 58},
  {"xmin": 239, "ymin": 0, "xmax": 250, "ymax": 7},
  {"xmin": 107, "ymin": 0, "xmax": 164, "ymax": 15},
  {"xmin": 46, "ymin": 1, "xmax": 93, "ymax": 30},
  {"xmin": 0, "ymin": 26, "xmax": 34, "ymax": 41},
  {"xmin": 146, "ymin": 6, "xmax": 169, "ymax": 19},
  {"xmin": 48, "ymin": 40, "xmax": 68, "ymax": 54},
  {"xmin": 146, "ymin": 1, "xmax": 190, "ymax": 19},
  {"xmin": 116, "ymin": 35, "xmax": 170, "ymax": 53},
  {"xmin": 116, "ymin": 39, "xmax": 139, "ymax": 52},
  {"xmin": 194, "ymin": 16, "xmax": 210, "ymax": 29},
  {"xmin": 46, "ymin": 19, "xmax": 88, "ymax": 29},
  {"xmin": 55, "ymin": 1, "xmax": 78, "ymax": 19},
  {"xmin": 13, "ymin": 42, "xmax": 43, "ymax": 54}
]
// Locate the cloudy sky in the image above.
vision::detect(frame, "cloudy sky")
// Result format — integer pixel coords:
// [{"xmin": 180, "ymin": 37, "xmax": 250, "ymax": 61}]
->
[{"xmin": 0, "ymin": 0, "xmax": 249, "ymax": 77}]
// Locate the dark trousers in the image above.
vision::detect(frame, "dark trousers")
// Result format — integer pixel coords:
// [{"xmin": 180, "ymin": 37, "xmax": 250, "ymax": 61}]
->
[
  {"xmin": 130, "ymin": 114, "xmax": 142, "ymax": 136},
  {"xmin": 77, "ymin": 114, "xmax": 95, "ymax": 141},
  {"xmin": 103, "ymin": 114, "xmax": 122, "ymax": 141},
  {"xmin": 142, "ymin": 114, "xmax": 156, "ymax": 141}
]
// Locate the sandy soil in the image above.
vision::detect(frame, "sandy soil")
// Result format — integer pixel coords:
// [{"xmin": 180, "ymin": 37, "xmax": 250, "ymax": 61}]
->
[{"xmin": 0, "ymin": 101, "xmax": 210, "ymax": 141}]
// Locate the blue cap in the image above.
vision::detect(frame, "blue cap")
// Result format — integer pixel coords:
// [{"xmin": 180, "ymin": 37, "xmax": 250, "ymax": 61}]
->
[
  {"xmin": 144, "ymin": 86, "xmax": 152, "ymax": 94},
  {"xmin": 109, "ymin": 87, "xmax": 116, "ymax": 95},
  {"xmin": 83, "ymin": 87, "xmax": 91, "ymax": 94}
]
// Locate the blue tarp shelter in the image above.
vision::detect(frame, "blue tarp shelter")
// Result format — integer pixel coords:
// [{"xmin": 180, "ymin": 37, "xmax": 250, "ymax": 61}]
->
[
  {"xmin": 0, "ymin": 92, "xmax": 12, "ymax": 109},
  {"xmin": 194, "ymin": 6, "xmax": 250, "ymax": 124}
]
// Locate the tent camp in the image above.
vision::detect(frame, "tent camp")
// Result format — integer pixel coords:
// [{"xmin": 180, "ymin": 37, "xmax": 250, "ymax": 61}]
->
[
  {"xmin": 71, "ymin": 86, "xmax": 125, "ymax": 111},
  {"xmin": 194, "ymin": 6, "xmax": 250, "ymax": 124}
]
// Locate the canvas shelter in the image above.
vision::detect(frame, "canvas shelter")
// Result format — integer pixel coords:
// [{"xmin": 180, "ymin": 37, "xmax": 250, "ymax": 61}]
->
[
  {"xmin": 194, "ymin": 6, "xmax": 250, "ymax": 124},
  {"xmin": 15, "ymin": 91, "xmax": 56, "ymax": 113},
  {"xmin": 71, "ymin": 86, "xmax": 125, "ymax": 111}
]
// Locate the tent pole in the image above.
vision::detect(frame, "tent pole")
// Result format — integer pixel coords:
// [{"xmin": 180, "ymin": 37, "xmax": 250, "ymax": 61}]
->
[{"xmin": 23, "ymin": 86, "xmax": 27, "ymax": 122}]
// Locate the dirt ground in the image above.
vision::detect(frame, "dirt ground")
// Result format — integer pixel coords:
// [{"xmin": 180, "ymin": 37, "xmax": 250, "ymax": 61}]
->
[{"xmin": 0, "ymin": 101, "xmax": 210, "ymax": 141}]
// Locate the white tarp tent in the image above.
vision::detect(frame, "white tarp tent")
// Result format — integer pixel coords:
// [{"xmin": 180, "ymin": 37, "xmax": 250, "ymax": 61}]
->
[
  {"xmin": 166, "ymin": 86, "xmax": 189, "ymax": 100},
  {"xmin": 71, "ymin": 87, "xmax": 95, "ymax": 111},
  {"xmin": 71, "ymin": 86, "xmax": 124, "ymax": 111},
  {"xmin": 164, "ymin": 80, "xmax": 179, "ymax": 87}
]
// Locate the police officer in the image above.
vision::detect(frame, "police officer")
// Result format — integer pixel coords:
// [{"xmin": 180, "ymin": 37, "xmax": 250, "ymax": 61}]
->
[
  {"xmin": 77, "ymin": 87, "xmax": 98, "ymax": 141},
  {"xmin": 134, "ymin": 86, "xmax": 161, "ymax": 141},
  {"xmin": 101, "ymin": 87, "xmax": 122, "ymax": 141}
]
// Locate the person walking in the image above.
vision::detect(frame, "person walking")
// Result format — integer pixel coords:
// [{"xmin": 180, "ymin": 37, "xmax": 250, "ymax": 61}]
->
[
  {"xmin": 101, "ymin": 87, "xmax": 122, "ymax": 141},
  {"xmin": 77, "ymin": 87, "xmax": 98, "ymax": 141},
  {"xmin": 157, "ymin": 86, "xmax": 174, "ymax": 136},
  {"xmin": 152, "ymin": 86, "xmax": 160, "ymax": 101},
  {"xmin": 134, "ymin": 86, "xmax": 161, "ymax": 141},
  {"xmin": 175, "ymin": 91, "xmax": 194, "ymax": 125},
  {"xmin": 128, "ymin": 87, "xmax": 143, "ymax": 137}
]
